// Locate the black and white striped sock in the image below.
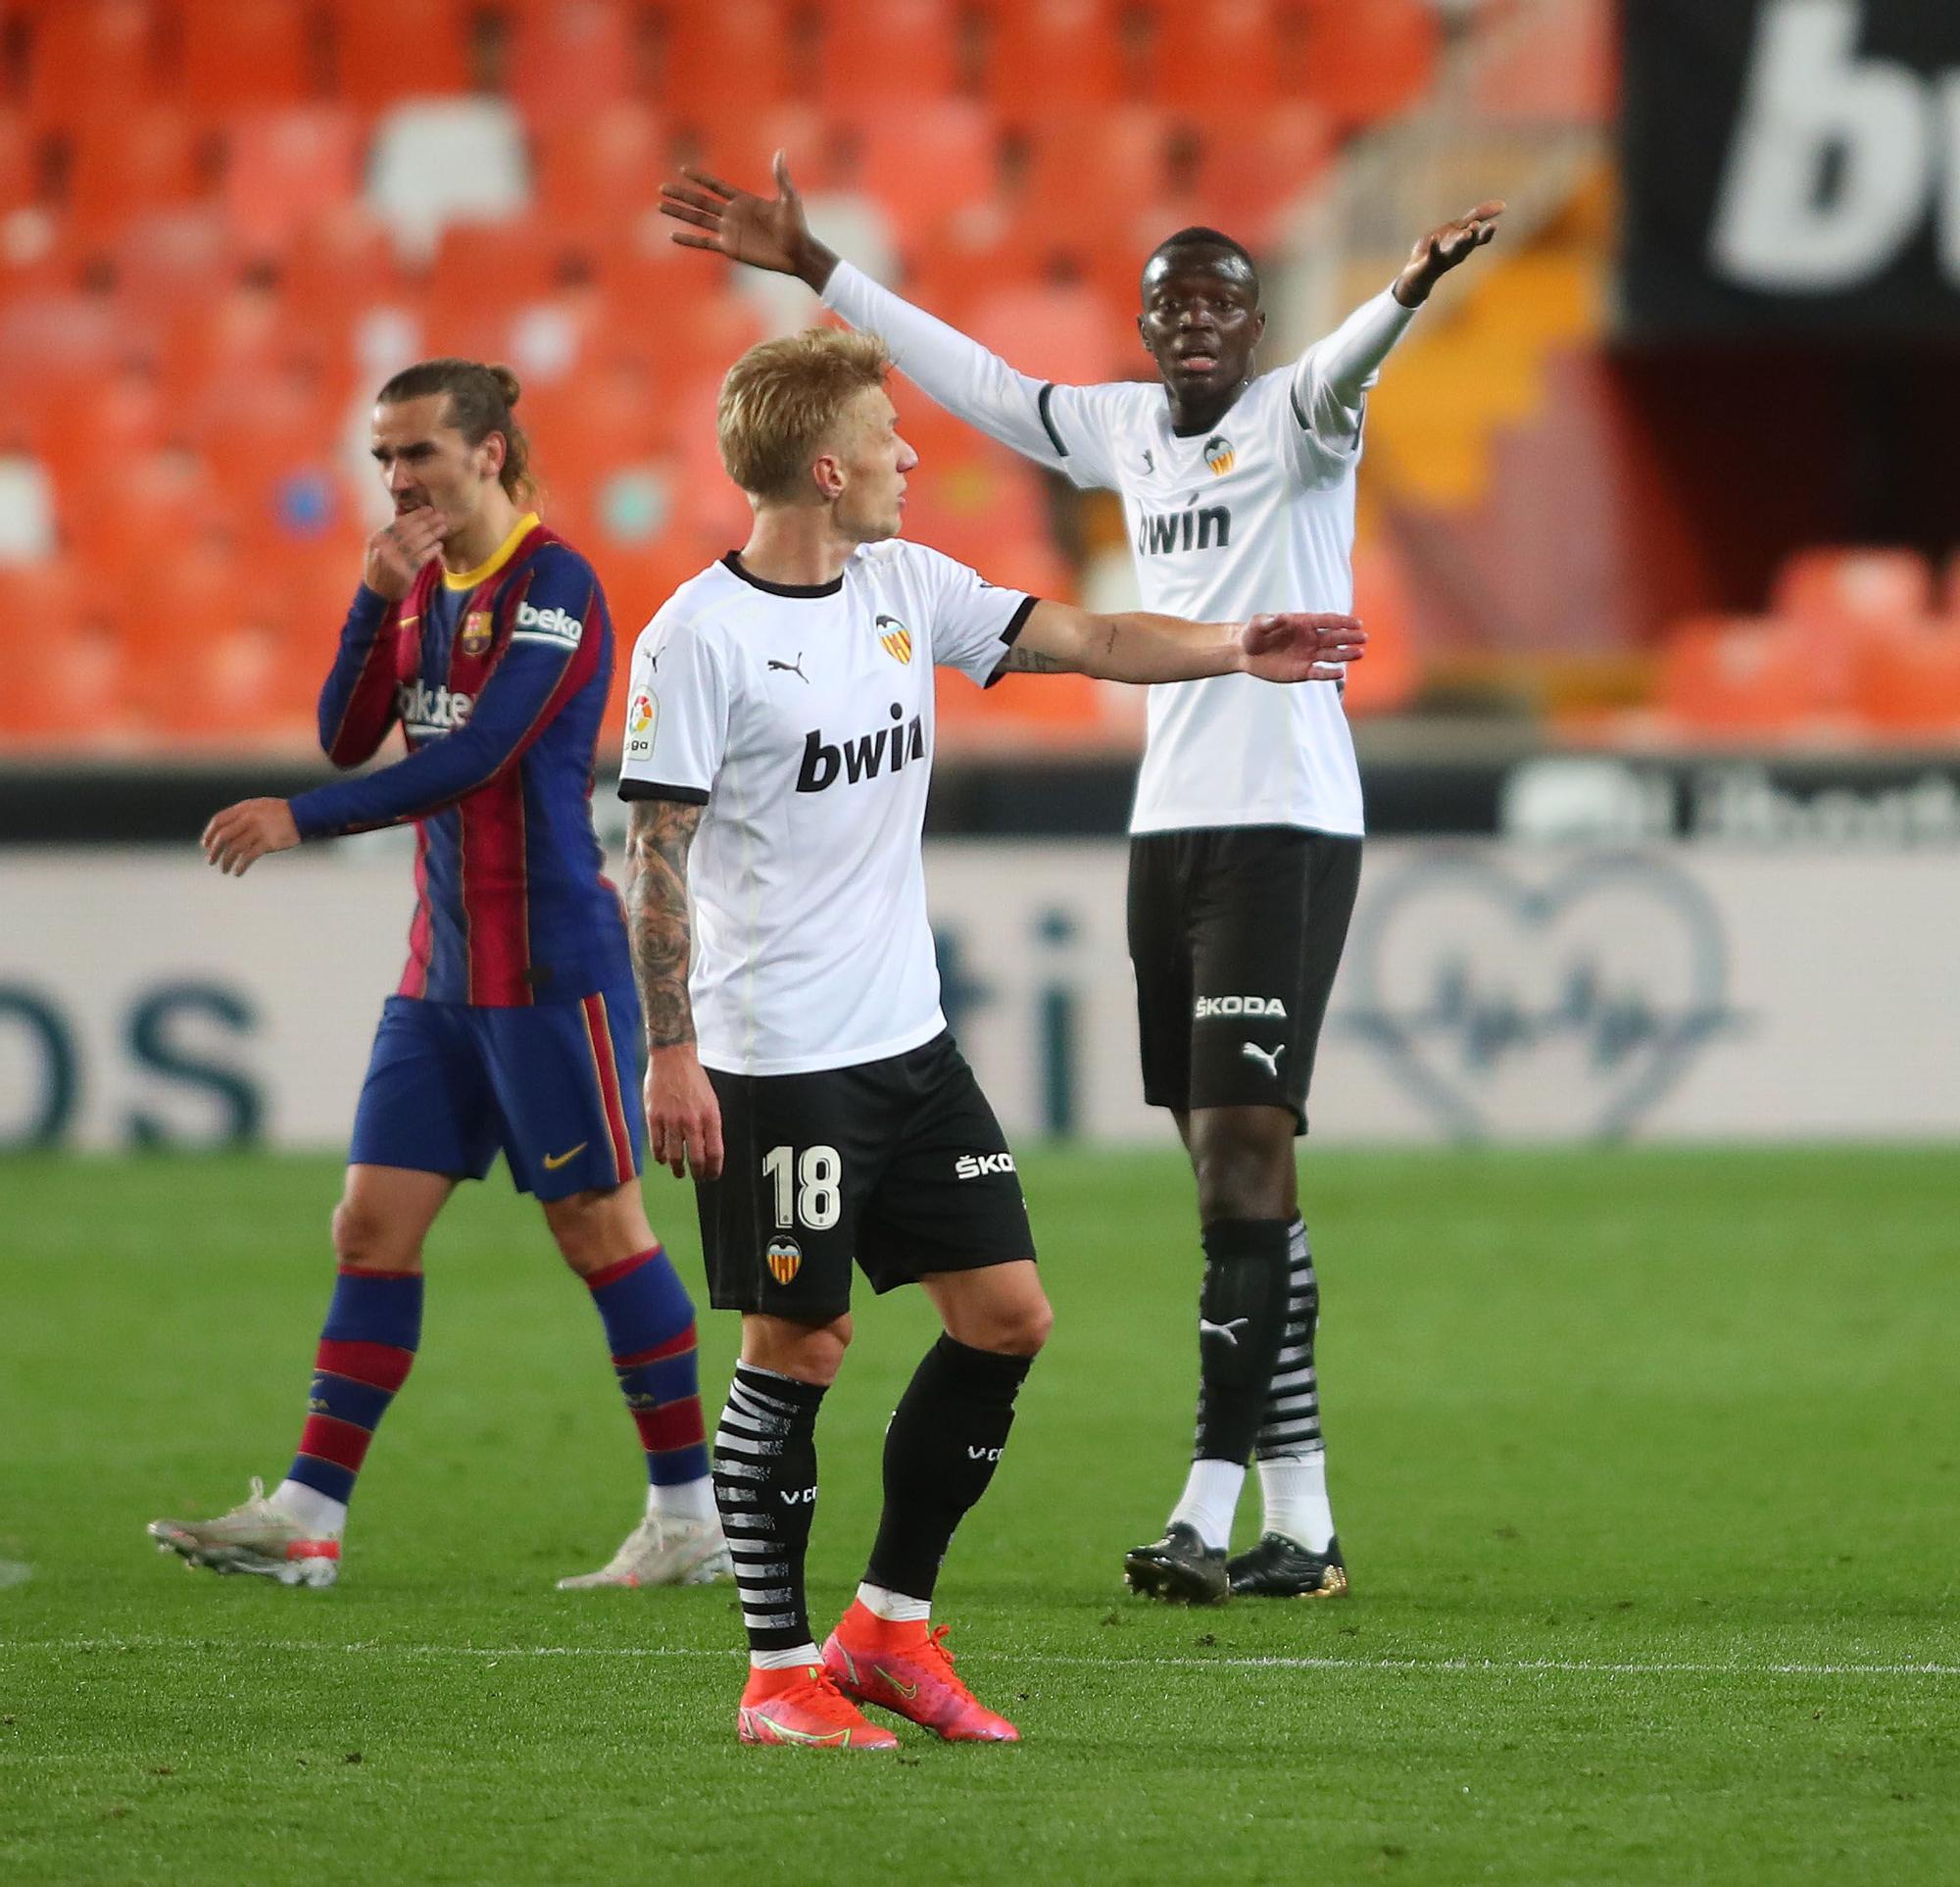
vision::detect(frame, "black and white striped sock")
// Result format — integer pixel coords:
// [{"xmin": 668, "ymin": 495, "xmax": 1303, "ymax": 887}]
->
[
  {"xmin": 711, "ymin": 1363, "xmax": 827, "ymax": 1667},
  {"xmin": 1253, "ymin": 1217, "xmax": 1336, "ymax": 1552}
]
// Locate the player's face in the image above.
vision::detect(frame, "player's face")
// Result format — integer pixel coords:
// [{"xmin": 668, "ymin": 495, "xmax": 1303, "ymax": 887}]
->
[
  {"xmin": 1138, "ymin": 248, "xmax": 1266, "ymax": 402},
  {"xmin": 369, "ymin": 395, "xmax": 504, "ymax": 539},
  {"xmin": 826, "ymin": 386, "xmax": 916, "ymax": 544}
]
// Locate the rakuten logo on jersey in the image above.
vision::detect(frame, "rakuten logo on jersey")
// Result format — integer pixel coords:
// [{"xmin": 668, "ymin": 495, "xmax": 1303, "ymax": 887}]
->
[
  {"xmin": 513, "ymin": 601, "xmax": 583, "ymax": 645},
  {"xmin": 955, "ymin": 1153, "xmax": 1017, "ymax": 1179},
  {"xmin": 795, "ymin": 703, "xmax": 926, "ymax": 793},
  {"xmin": 1714, "ymin": 0, "xmax": 1960, "ymax": 292},
  {"xmin": 1194, "ymin": 995, "xmax": 1289, "ymax": 1018},
  {"xmin": 397, "ymin": 679, "xmax": 472, "ymax": 734}
]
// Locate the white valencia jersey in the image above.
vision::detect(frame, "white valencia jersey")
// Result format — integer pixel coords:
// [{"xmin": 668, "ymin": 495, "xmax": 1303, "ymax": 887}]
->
[
  {"xmin": 1042, "ymin": 369, "xmax": 1365, "ymax": 836},
  {"xmin": 617, "ymin": 545, "xmax": 1032, "ymax": 1076},
  {"xmin": 822, "ymin": 262, "xmax": 1410, "ymax": 840}
]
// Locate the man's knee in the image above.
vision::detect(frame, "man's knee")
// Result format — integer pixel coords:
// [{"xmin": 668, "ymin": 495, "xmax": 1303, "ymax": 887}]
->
[
  {"xmin": 330, "ymin": 1198, "xmax": 421, "ymax": 1273},
  {"xmin": 1189, "ymin": 1107, "xmax": 1296, "ymax": 1221},
  {"xmin": 930, "ymin": 1266, "xmax": 1053, "ymax": 1358},
  {"xmin": 542, "ymin": 1184, "xmax": 652, "ymax": 1276},
  {"xmin": 741, "ymin": 1314, "xmax": 851, "ymax": 1387}
]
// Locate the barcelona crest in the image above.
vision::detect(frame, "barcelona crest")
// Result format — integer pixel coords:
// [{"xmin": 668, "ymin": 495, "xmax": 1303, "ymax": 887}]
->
[
  {"xmin": 766, "ymin": 1237, "xmax": 804, "ymax": 1286},
  {"xmin": 460, "ymin": 609, "xmax": 494, "ymax": 656},
  {"xmin": 875, "ymin": 613, "xmax": 913, "ymax": 665}
]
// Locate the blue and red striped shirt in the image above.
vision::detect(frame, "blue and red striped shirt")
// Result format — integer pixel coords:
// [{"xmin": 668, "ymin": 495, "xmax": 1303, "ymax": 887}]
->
[{"xmin": 290, "ymin": 514, "xmax": 634, "ymax": 1007}]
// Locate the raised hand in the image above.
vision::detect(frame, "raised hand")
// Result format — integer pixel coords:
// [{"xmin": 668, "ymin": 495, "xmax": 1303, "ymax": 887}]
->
[
  {"xmin": 363, "ymin": 506, "xmax": 445, "ymax": 600},
  {"xmin": 660, "ymin": 150, "xmax": 838, "ymax": 291},
  {"xmin": 1240, "ymin": 613, "xmax": 1367, "ymax": 683},
  {"xmin": 1394, "ymin": 199, "xmax": 1505, "ymax": 307},
  {"xmin": 202, "ymin": 797, "xmax": 301, "ymax": 875}
]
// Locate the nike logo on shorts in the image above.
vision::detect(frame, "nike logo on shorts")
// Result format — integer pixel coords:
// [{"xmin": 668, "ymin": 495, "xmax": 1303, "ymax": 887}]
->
[{"xmin": 542, "ymin": 1142, "xmax": 589, "ymax": 1170}]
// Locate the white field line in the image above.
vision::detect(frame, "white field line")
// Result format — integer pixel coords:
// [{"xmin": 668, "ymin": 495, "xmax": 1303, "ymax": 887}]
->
[{"xmin": 7, "ymin": 1638, "xmax": 1958, "ymax": 1679}]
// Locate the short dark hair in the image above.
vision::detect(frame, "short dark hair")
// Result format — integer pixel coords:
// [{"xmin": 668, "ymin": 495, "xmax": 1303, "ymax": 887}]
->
[
  {"xmin": 1144, "ymin": 225, "xmax": 1260, "ymax": 294},
  {"xmin": 375, "ymin": 358, "xmax": 537, "ymax": 505}
]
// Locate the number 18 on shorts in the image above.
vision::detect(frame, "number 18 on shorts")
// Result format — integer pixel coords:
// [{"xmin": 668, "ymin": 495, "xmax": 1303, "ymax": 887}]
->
[{"xmin": 696, "ymin": 1032, "xmax": 1037, "ymax": 1319}]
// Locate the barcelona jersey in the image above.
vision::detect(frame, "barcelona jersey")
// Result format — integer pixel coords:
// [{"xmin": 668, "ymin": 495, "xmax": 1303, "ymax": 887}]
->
[{"xmin": 290, "ymin": 514, "xmax": 634, "ymax": 1007}]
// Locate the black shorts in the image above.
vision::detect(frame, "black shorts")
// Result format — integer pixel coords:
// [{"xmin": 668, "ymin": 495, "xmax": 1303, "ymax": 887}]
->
[
  {"xmin": 695, "ymin": 1031, "xmax": 1035, "ymax": 1320},
  {"xmin": 1128, "ymin": 826, "xmax": 1362, "ymax": 1134}
]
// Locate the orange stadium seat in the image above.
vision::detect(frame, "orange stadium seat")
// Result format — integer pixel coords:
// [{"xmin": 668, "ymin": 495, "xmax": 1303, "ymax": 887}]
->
[
  {"xmin": 1197, "ymin": 102, "xmax": 1336, "ymax": 249},
  {"xmin": 898, "ymin": 441, "xmax": 1048, "ymax": 572},
  {"xmin": 0, "ymin": 603, "xmax": 123, "ymax": 744},
  {"xmin": 1016, "ymin": 106, "xmax": 1171, "ymax": 251},
  {"xmin": 0, "ymin": 289, "xmax": 130, "ymax": 431},
  {"xmin": 277, "ymin": 203, "xmax": 404, "ymax": 329},
  {"xmin": 983, "ymin": 0, "xmax": 1126, "ymax": 124},
  {"xmin": 0, "ymin": 112, "xmax": 40, "ymax": 214},
  {"xmin": 108, "ymin": 207, "xmax": 240, "ymax": 320},
  {"xmin": 181, "ymin": 0, "xmax": 316, "ymax": 113},
  {"xmin": 1654, "ymin": 616, "xmax": 1838, "ymax": 740},
  {"xmin": 1344, "ymin": 536, "xmax": 1421, "ymax": 715},
  {"xmin": 66, "ymin": 105, "xmax": 209, "ymax": 241},
  {"xmin": 425, "ymin": 217, "xmax": 576, "ymax": 337},
  {"xmin": 1149, "ymin": 0, "xmax": 1284, "ymax": 120},
  {"xmin": 324, "ymin": 0, "xmax": 472, "ymax": 110},
  {"xmin": 678, "ymin": 100, "xmax": 842, "ymax": 196},
  {"xmin": 817, "ymin": 0, "xmax": 961, "ymax": 112},
  {"xmin": 222, "ymin": 108, "xmax": 363, "ymax": 258},
  {"xmin": 1291, "ymin": 0, "xmax": 1440, "ymax": 130},
  {"xmin": 507, "ymin": 0, "xmax": 639, "ymax": 117},
  {"xmin": 850, "ymin": 98, "xmax": 999, "ymax": 240},
  {"xmin": 533, "ymin": 103, "xmax": 670, "ymax": 243},
  {"xmin": 964, "ymin": 277, "xmax": 1129, "ymax": 386},
  {"xmin": 22, "ymin": 0, "xmax": 159, "ymax": 129},
  {"xmin": 1847, "ymin": 621, "xmax": 1960, "ymax": 737},
  {"xmin": 658, "ymin": 0, "xmax": 796, "ymax": 126},
  {"xmin": 1772, "ymin": 546, "xmax": 1933, "ymax": 625}
]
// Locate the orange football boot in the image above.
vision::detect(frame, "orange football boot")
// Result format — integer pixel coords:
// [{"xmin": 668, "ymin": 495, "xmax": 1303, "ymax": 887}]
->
[
  {"xmin": 736, "ymin": 1662, "xmax": 900, "ymax": 1751},
  {"xmin": 821, "ymin": 1600, "xmax": 1020, "ymax": 1743}
]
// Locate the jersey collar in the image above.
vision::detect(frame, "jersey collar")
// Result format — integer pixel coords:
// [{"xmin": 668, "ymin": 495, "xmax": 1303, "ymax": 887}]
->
[
  {"xmin": 443, "ymin": 511, "xmax": 542, "ymax": 591},
  {"xmin": 721, "ymin": 551, "xmax": 844, "ymax": 599}
]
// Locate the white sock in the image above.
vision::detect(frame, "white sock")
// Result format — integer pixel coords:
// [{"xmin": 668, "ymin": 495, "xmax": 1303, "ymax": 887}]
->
[
  {"xmin": 648, "ymin": 1476, "xmax": 717, "ymax": 1524},
  {"xmin": 270, "ymin": 1480, "xmax": 347, "ymax": 1540},
  {"xmin": 856, "ymin": 1580, "xmax": 930, "ymax": 1623},
  {"xmin": 1257, "ymin": 1449, "xmax": 1335, "ymax": 1553},
  {"xmin": 1167, "ymin": 1459, "xmax": 1244, "ymax": 1553},
  {"xmin": 751, "ymin": 1641, "xmax": 821, "ymax": 1671}
]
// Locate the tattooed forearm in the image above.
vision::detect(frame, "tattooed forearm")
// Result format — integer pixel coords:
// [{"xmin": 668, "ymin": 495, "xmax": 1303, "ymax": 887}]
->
[
  {"xmin": 624, "ymin": 799, "xmax": 702, "ymax": 1049},
  {"xmin": 1003, "ymin": 644, "xmax": 1075, "ymax": 673}
]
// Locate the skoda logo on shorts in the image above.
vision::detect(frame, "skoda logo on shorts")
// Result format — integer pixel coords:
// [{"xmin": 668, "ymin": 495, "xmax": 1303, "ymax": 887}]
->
[{"xmin": 765, "ymin": 1237, "xmax": 803, "ymax": 1285}]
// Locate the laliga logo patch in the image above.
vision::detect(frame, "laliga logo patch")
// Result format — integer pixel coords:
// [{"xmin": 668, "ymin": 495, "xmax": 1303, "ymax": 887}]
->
[
  {"xmin": 765, "ymin": 1236, "xmax": 803, "ymax": 1285},
  {"xmin": 460, "ymin": 609, "xmax": 493, "ymax": 657},
  {"xmin": 628, "ymin": 690, "xmax": 656, "ymax": 736},
  {"xmin": 1203, "ymin": 433, "xmax": 1235, "ymax": 475},
  {"xmin": 875, "ymin": 613, "xmax": 913, "ymax": 665}
]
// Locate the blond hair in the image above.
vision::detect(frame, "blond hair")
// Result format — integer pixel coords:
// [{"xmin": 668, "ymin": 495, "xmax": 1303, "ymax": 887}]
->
[{"xmin": 716, "ymin": 328, "xmax": 892, "ymax": 502}]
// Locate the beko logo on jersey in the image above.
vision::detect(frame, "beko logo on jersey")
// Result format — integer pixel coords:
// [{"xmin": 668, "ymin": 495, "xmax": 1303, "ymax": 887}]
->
[
  {"xmin": 955, "ymin": 1152, "xmax": 1017, "ymax": 1179},
  {"xmin": 795, "ymin": 702, "xmax": 926, "ymax": 793},
  {"xmin": 1138, "ymin": 500, "xmax": 1232, "ymax": 556},
  {"xmin": 1194, "ymin": 995, "xmax": 1288, "ymax": 1018},
  {"xmin": 397, "ymin": 679, "xmax": 472, "ymax": 732},
  {"xmin": 513, "ymin": 601, "xmax": 582, "ymax": 645}
]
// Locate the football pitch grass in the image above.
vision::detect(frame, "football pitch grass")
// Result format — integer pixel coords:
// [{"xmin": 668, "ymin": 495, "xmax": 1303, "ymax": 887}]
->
[{"xmin": 2, "ymin": 1147, "xmax": 1955, "ymax": 1885}]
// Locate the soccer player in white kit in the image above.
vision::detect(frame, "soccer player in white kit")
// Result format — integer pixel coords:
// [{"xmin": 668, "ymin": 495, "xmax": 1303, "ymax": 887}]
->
[
  {"xmin": 614, "ymin": 326, "xmax": 1362, "ymax": 1747},
  {"xmin": 662, "ymin": 155, "xmax": 1502, "ymax": 1605}
]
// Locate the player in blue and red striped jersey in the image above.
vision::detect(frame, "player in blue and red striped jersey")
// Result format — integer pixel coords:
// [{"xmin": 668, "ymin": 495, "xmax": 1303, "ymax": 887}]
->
[{"xmin": 148, "ymin": 360, "xmax": 728, "ymax": 1593}]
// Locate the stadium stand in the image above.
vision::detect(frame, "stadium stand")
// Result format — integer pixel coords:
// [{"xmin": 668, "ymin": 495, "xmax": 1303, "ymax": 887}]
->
[{"xmin": 0, "ymin": 0, "xmax": 1551, "ymax": 757}]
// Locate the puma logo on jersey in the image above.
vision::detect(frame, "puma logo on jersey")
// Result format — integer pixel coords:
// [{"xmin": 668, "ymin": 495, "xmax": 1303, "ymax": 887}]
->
[
  {"xmin": 796, "ymin": 704, "xmax": 926, "ymax": 793},
  {"xmin": 1138, "ymin": 501, "xmax": 1232, "ymax": 556},
  {"xmin": 1195, "ymin": 995, "xmax": 1287, "ymax": 1018},
  {"xmin": 955, "ymin": 1152, "xmax": 1017, "ymax": 1179},
  {"xmin": 1242, "ymin": 1041, "xmax": 1285, "ymax": 1078},
  {"xmin": 397, "ymin": 678, "xmax": 472, "ymax": 735},
  {"xmin": 513, "ymin": 601, "xmax": 583, "ymax": 646},
  {"xmin": 767, "ymin": 654, "xmax": 808, "ymax": 682},
  {"xmin": 1200, "ymin": 1316, "xmax": 1250, "ymax": 1347},
  {"xmin": 1141, "ymin": 448, "xmax": 1155, "ymax": 474}
]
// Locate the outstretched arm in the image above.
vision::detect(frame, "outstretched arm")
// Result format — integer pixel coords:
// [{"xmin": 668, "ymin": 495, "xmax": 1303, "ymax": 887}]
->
[
  {"xmin": 1001, "ymin": 600, "xmax": 1366, "ymax": 686},
  {"xmin": 624, "ymin": 797, "xmax": 722, "ymax": 1181},
  {"xmin": 1296, "ymin": 200, "xmax": 1504, "ymax": 436},
  {"xmin": 661, "ymin": 153, "xmax": 1082, "ymax": 474}
]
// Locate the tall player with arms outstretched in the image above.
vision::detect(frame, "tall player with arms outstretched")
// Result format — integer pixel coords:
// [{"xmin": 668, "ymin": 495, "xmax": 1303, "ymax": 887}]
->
[
  {"xmin": 149, "ymin": 361, "xmax": 726, "ymax": 1594},
  {"xmin": 662, "ymin": 157, "xmax": 1501, "ymax": 1604},
  {"xmin": 617, "ymin": 328, "xmax": 1361, "ymax": 1747}
]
